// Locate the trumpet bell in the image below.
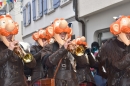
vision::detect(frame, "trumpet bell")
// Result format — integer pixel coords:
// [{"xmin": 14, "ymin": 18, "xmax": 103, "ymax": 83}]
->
[
  {"xmin": 75, "ymin": 46, "xmax": 85, "ymax": 56},
  {"xmin": 22, "ymin": 53, "xmax": 33, "ymax": 63},
  {"xmin": 13, "ymin": 42, "xmax": 33, "ymax": 63}
]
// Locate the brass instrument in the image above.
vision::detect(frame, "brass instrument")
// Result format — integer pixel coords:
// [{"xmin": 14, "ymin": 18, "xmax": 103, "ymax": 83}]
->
[
  {"xmin": 13, "ymin": 43, "xmax": 33, "ymax": 63},
  {"xmin": 68, "ymin": 44, "xmax": 86, "ymax": 56},
  {"xmin": 75, "ymin": 45, "xmax": 86, "ymax": 56}
]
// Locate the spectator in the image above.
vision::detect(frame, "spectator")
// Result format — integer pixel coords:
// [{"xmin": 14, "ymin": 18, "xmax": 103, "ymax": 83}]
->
[{"xmin": 91, "ymin": 41, "xmax": 107, "ymax": 86}]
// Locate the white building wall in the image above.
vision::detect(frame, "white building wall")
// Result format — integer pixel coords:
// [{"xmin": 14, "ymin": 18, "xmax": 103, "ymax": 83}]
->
[
  {"xmin": 70, "ymin": 21, "xmax": 82, "ymax": 37},
  {"xmin": 10, "ymin": 2, "xmax": 23, "ymax": 42},
  {"xmin": 14, "ymin": 2, "xmax": 23, "ymax": 42},
  {"xmin": 81, "ymin": 1, "xmax": 130, "ymax": 47},
  {"xmin": 22, "ymin": 0, "xmax": 81, "ymax": 44},
  {"xmin": 23, "ymin": 35, "xmax": 34, "ymax": 44},
  {"xmin": 78, "ymin": 0, "xmax": 129, "ymax": 17}
]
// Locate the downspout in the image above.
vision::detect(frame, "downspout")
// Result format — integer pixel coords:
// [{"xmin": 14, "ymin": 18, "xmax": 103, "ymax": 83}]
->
[{"xmin": 73, "ymin": 0, "xmax": 86, "ymax": 37}]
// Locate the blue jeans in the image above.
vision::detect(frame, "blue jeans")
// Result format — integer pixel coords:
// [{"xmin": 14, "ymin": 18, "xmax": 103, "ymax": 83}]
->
[{"xmin": 94, "ymin": 74, "xmax": 107, "ymax": 86}]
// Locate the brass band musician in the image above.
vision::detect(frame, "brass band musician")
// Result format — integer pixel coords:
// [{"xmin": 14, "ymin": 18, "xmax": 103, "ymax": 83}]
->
[
  {"xmin": 0, "ymin": 14, "xmax": 36, "ymax": 86},
  {"xmin": 30, "ymin": 29, "xmax": 51, "ymax": 86},
  {"xmin": 40, "ymin": 18, "xmax": 96, "ymax": 86}
]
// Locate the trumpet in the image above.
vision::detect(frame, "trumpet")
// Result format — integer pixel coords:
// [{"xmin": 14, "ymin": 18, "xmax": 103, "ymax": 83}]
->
[
  {"xmin": 67, "ymin": 44, "xmax": 86, "ymax": 56},
  {"xmin": 67, "ymin": 36, "xmax": 88, "ymax": 56},
  {"xmin": 75, "ymin": 45, "xmax": 86, "ymax": 56},
  {"xmin": 13, "ymin": 43, "xmax": 33, "ymax": 63}
]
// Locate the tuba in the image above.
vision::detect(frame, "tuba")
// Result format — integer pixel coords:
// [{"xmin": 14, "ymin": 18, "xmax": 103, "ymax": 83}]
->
[{"xmin": 13, "ymin": 42, "xmax": 33, "ymax": 63}]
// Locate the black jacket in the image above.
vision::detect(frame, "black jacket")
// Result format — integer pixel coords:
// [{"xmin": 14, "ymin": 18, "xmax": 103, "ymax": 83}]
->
[
  {"xmin": 0, "ymin": 41, "xmax": 36, "ymax": 86},
  {"xmin": 41, "ymin": 42, "xmax": 96, "ymax": 86},
  {"xmin": 99, "ymin": 38, "xmax": 130, "ymax": 86}
]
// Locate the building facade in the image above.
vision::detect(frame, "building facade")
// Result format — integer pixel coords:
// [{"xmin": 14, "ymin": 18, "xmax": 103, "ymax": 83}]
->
[
  {"xmin": 22, "ymin": 0, "xmax": 82, "ymax": 45},
  {"xmin": 11, "ymin": 1, "xmax": 23, "ymax": 41},
  {"xmin": 77, "ymin": 0, "xmax": 130, "ymax": 46}
]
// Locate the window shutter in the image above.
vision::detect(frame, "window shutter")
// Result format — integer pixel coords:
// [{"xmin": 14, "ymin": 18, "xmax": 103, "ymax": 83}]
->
[
  {"xmin": 28, "ymin": 2, "xmax": 31, "ymax": 24},
  {"xmin": 32, "ymin": 0, "xmax": 36, "ymax": 21},
  {"xmin": 23, "ymin": 7, "xmax": 26, "ymax": 27},
  {"xmin": 43, "ymin": 0, "xmax": 47, "ymax": 14},
  {"xmin": 53, "ymin": 0, "xmax": 60, "ymax": 9},
  {"xmin": 39, "ymin": 0, "xmax": 43, "ymax": 17}
]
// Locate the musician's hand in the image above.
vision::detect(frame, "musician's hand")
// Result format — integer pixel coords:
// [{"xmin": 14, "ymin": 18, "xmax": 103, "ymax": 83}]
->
[
  {"xmin": 64, "ymin": 38, "xmax": 71, "ymax": 49},
  {"xmin": 68, "ymin": 41, "xmax": 77, "ymax": 51},
  {"xmin": 8, "ymin": 41, "xmax": 18, "ymax": 51},
  {"xmin": 43, "ymin": 40, "xmax": 48, "ymax": 47}
]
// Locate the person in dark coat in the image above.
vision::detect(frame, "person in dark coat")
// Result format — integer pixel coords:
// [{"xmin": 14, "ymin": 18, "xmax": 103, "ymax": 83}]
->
[
  {"xmin": 30, "ymin": 29, "xmax": 49, "ymax": 86},
  {"xmin": 0, "ymin": 14, "xmax": 36, "ymax": 86},
  {"xmin": 24, "ymin": 29, "xmax": 51, "ymax": 86},
  {"xmin": 41, "ymin": 18, "xmax": 96, "ymax": 86},
  {"xmin": 99, "ymin": 15, "xmax": 130, "ymax": 86},
  {"xmin": 91, "ymin": 42, "xmax": 107, "ymax": 86}
]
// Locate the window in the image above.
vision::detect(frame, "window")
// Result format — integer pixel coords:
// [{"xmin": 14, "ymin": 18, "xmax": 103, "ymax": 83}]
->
[
  {"xmin": 39, "ymin": 0, "xmax": 43, "ymax": 17},
  {"xmin": 61, "ymin": 0, "xmax": 68, "ymax": 2},
  {"xmin": 47, "ymin": 0, "xmax": 54, "ymax": 13},
  {"xmin": 25, "ymin": 5, "xmax": 28, "ymax": 25},
  {"xmin": 53, "ymin": 0, "xmax": 60, "ymax": 9},
  {"xmin": 73, "ymin": 0, "xmax": 75, "ymax": 12},
  {"xmin": 36, "ymin": 0, "xmax": 39, "ymax": 18},
  {"xmin": 21, "ymin": 21, "xmax": 23, "ymax": 35},
  {"xmin": 26, "ymin": 2, "xmax": 31, "ymax": 26},
  {"xmin": 43, "ymin": 0, "xmax": 47, "ymax": 14},
  {"xmin": 32, "ymin": 0, "xmax": 36, "ymax": 20},
  {"xmin": 32, "ymin": 0, "xmax": 43, "ymax": 21},
  {"xmin": 96, "ymin": 29, "xmax": 114, "ymax": 46},
  {"xmin": 23, "ymin": 7, "xmax": 26, "ymax": 27},
  {"xmin": 23, "ymin": 2, "xmax": 31, "ymax": 27},
  {"xmin": 60, "ymin": 0, "xmax": 71, "ymax": 7}
]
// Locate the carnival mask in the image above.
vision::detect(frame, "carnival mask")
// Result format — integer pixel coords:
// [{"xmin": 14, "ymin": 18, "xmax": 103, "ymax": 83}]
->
[
  {"xmin": 52, "ymin": 18, "xmax": 72, "ymax": 45},
  {"xmin": 91, "ymin": 46, "xmax": 98, "ymax": 53},
  {"xmin": 0, "ymin": 14, "xmax": 18, "ymax": 47},
  {"xmin": 32, "ymin": 29, "xmax": 49, "ymax": 47},
  {"xmin": 110, "ymin": 16, "xmax": 130, "ymax": 46}
]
